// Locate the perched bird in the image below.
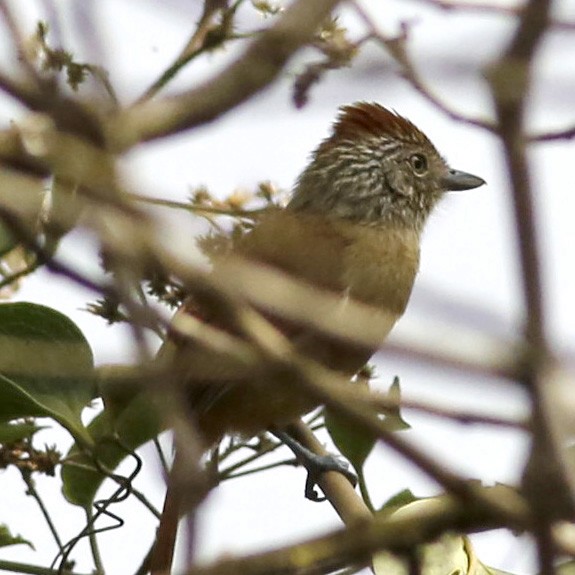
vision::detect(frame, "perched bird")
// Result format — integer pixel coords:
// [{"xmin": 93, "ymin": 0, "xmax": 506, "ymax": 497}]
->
[
  {"xmin": 164, "ymin": 102, "xmax": 484, "ymax": 448},
  {"xmin": 151, "ymin": 103, "xmax": 484, "ymax": 573}
]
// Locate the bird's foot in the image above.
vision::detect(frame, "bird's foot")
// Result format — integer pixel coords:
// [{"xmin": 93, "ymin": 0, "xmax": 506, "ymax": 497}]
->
[
  {"xmin": 302, "ymin": 452, "xmax": 357, "ymax": 501},
  {"xmin": 273, "ymin": 430, "xmax": 357, "ymax": 501}
]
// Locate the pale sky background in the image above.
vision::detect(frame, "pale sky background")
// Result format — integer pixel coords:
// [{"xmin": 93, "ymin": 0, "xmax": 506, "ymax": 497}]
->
[{"xmin": 1, "ymin": 0, "xmax": 575, "ymax": 574}]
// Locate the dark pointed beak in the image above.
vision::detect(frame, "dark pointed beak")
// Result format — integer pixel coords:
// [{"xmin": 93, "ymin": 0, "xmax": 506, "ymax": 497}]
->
[{"xmin": 442, "ymin": 168, "xmax": 485, "ymax": 191}]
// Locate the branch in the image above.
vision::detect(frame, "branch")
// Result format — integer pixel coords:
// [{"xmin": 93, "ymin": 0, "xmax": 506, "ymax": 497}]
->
[
  {"xmin": 21, "ymin": 472, "xmax": 63, "ymax": 552},
  {"xmin": 210, "ymin": 257, "xmax": 523, "ymax": 381},
  {"xmin": 530, "ymin": 125, "xmax": 575, "ymax": 142},
  {"xmin": 111, "ymin": 0, "xmax": 343, "ymax": 148},
  {"xmin": 285, "ymin": 420, "xmax": 373, "ymax": 525},
  {"xmin": 0, "ymin": 559, "xmax": 91, "ymax": 575},
  {"xmin": 136, "ymin": 0, "xmax": 239, "ymax": 104},
  {"xmin": 351, "ymin": 2, "xmax": 495, "ymax": 133},
  {"xmin": 182, "ymin": 485, "xmax": 527, "ymax": 575},
  {"xmin": 0, "ymin": 3, "xmax": 44, "ymax": 82},
  {"xmin": 484, "ymin": 0, "xmax": 549, "ymax": 363},
  {"xmin": 484, "ymin": 0, "xmax": 574, "ymax": 572},
  {"xmin": 163, "ymin": 260, "xmax": 501, "ymax": 508},
  {"xmin": 371, "ymin": 392, "xmax": 528, "ymax": 430}
]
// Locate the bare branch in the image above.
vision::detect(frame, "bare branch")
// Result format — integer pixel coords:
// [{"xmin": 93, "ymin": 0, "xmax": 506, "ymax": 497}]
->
[
  {"xmin": 530, "ymin": 125, "xmax": 575, "ymax": 142},
  {"xmin": 485, "ymin": 0, "xmax": 549, "ymax": 347},
  {"xmin": 111, "ymin": 0, "xmax": 343, "ymax": 148},
  {"xmin": 136, "ymin": 1, "xmax": 240, "ymax": 104},
  {"xmin": 351, "ymin": 2, "xmax": 495, "ymax": 133},
  {"xmin": 0, "ymin": 2, "xmax": 43, "ymax": 81},
  {"xmin": 285, "ymin": 421, "xmax": 373, "ymax": 525},
  {"xmin": 181, "ymin": 485, "xmax": 528, "ymax": 575},
  {"xmin": 484, "ymin": 0, "xmax": 575, "ymax": 571}
]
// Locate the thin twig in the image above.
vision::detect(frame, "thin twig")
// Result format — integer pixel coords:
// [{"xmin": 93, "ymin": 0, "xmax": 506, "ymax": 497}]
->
[
  {"xmin": 351, "ymin": 1, "xmax": 495, "ymax": 133},
  {"xmin": 371, "ymin": 393, "xmax": 528, "ymax": 430},
  {"xmin": 21, "ymin": 471, "xmax": 64, "ymax": 552},
  {"xmin": 128, "ymin": 191, "xmax": 267, "ymax": 218},
  {"xmin": 112, "ymin": 0, "xmax": 344, "ymax": 148},
  {"xmin": 0, "ymin": 206, "xmax": 114, "ymax": 297},
  {"xmin": 0, "ymin": 2, "xmax": 42, "ymax": 81},
  {"xmin": 85, "ymin": 507, "xmax": 105, "ymax": 575},
  {"xmin": 356, "ymin": 471, "xmax": 375, "ymax": 514},
  {"xmin": 484, "ymin": 0, "xmax": 568, "ymax": 573},
  {"xmin": 222, "ymin": 457, "xmax": 300, "ymax": 480},
  {"xmin": 0, "ymin": 69, "xmax": 44, "ymax": 110},
  {"xmin": 153, "ymin": 437, "xmax": 170, "ymax": 477},
  {"xmin": 0, "ymin": 559, "xmax": 90, "ymax": 575},
  {"xmin": 530, "ymin": 125, "xmax": 575, "ymax": 142},
  {"xmin": 127, "ymin": 485, "xmax": 162, "ymax": 520},
  {"xmin": 179, "ymin": 484, "xmax": 528, "ymax": 575},
  {"xmin": 218, "ymin": 440, "xmax": 284, "ymax": 478},
  {"xmin": 0, "ymin": 260, "xmax": 39, "ymax": 290},
  {"xmin": 137, "ymin": 1, "xmax": 244, "ymax": 104}
]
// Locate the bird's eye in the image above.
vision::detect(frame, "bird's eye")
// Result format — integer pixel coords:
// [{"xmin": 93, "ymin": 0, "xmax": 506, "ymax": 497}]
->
[{"xmin": 410, "ymin": 154, "xmax": 428, "ymax": 175}]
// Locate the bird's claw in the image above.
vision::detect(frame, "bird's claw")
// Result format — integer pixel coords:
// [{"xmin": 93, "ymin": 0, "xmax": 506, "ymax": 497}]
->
[
  {"xmin": 302, "ymin": 453, "xmax": 357, "ymax": 501},
  {"xmin": 272, "ymin": 429, "xmax": 357, "ymax": 501}
]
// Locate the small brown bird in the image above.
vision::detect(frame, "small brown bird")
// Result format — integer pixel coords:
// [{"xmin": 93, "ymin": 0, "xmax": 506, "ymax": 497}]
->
[
  {"xmin": 151, "ymin": 103, "xmax": 484, "ymax": 573},
  {"xmin": 165, "ymin": 101, "xmax": 484, "ymax": 448}
]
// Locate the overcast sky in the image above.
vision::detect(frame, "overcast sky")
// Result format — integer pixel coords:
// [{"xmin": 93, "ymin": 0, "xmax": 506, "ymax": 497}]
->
[{"xmin": 1, "ymin": 1, "xmax": 575, "ymax": 573}]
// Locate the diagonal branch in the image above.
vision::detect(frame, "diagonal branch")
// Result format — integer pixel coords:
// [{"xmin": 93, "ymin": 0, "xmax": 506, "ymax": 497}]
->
[
  {"xmin": 111, "ymin": 0, "xmax": 342, "ymax": 149},
  {"xmin": 351, "ymin": 2, "xmax": 495, "ymax": 133},
  {"xmin": 136, "ymin": 0, "xmax": 238, "ymax": 104},
  {"xmin": 182, "ymin": 484, "xmax": 528, "ymax": 575}
]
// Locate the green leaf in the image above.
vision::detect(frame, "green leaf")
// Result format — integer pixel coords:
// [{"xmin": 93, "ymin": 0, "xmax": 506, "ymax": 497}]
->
[
  {"xmin": 62, "ymin": 389, "xmax": 163, "ymax": 507},
  {"xmin": 96, "ymin": 364, "xmax": 147, "ymax": 421},
  {"xmin": 378, "ymin": 488, "xmax": 418, "ymax": 516},
  {"xmin": 325, "ymin": 369, "xmax": 377, "ymax": 473},
  {"xmin": 325, "ymin": 405, "xmax": 377, "ymax": 473},
  {"xmin": 0, "ymin": 524, "xmax": 34, "ymax": 550},
  {"xmin": 382, "ymin": 377, "xmax": 410, "ymax": 432},
  {"xmin": 0, "ymin": 421, "xmax": 43, "ymax": 443},
  {"xmin": 0, "ymin": 302, "xmax": 95, "ymax": 445}
]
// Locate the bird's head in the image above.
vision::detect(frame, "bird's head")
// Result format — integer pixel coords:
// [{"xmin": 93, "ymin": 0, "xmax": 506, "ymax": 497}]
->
[{"xmin": 289, "ymin": 102, "xmax": 484, "ymax": 231}]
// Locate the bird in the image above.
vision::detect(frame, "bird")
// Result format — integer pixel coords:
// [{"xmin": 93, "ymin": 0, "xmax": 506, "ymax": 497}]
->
[
  {"xmin": 163, "ymin": 101, "xmax": 485, "ymax": 449},
  {"xmin": 150, "ymin": 102, "xmax": 485, "ymax": 574}
]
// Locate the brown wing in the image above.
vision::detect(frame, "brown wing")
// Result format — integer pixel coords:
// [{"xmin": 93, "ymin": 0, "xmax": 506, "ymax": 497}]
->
[
  {"xmin": 162, "ymin": 210, "xmax": 419, "ymax": 445},
  {"xmin": 235, "ymin": 210, "xmax": 353, "ymax": 293}
]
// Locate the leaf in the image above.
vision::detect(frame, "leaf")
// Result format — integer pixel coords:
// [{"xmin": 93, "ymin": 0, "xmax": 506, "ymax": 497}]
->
[
  {"xmin": 0, "ymin": 302, "xmax": 95, "ymax": 445},
  {"xmin": 325, "ymin": 406, "xmax": 377, "ymax": 473},
  {"xmin": 325, "ymin": 372, "xmax": 378, "ymax": 473},
  {"xmin": 0, "ymin": 524, "xmax": 34, "ymax": 550},
  {"xmin": 96, "ymin": 364, "xmax": 146, "ymax": 420},
  {"xmin": 373, "ymin": 532, "xmax": 469, "ymax": 575},
  {"xmin": 373, "ymin": 498, "xmax": 489, "ymax": 575},
  {"xmin": 378, "ymin": 488, "xmax": 418, "ymax": 516},
  {"xmin": 382, "ymin": 377, "xmax": 410, "ymax": 432},
  {"xmin": 61, "ymin": 389, "xmax": 163, "ymax": 507},
  {"xmin": 0, "ymin": 421, "xmax": 43, "ymax": 444}
]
